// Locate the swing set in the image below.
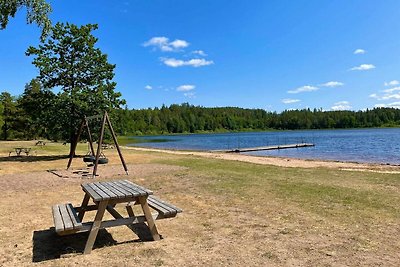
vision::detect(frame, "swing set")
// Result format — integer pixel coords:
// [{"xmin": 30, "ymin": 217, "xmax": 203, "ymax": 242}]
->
[{"xmin": 66, "ymin": 111, "xmax": 129, "ymax": 177}]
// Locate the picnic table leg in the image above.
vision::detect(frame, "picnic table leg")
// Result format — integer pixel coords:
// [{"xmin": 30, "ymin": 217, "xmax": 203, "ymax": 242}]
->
[
  {"xmin": 126, "ymin": 205, "xmax": 135, "ymax": 217},
  {"xmin": 84, "ymin": 200, "xmax": 108, "ymax": 254},
  {"xmin": 78, "ymin": 193, "xmax": 90, "ymax": 221},
  {"xmin": 138, "ymin": 196, "xmax": 161, "ymax": 241}
]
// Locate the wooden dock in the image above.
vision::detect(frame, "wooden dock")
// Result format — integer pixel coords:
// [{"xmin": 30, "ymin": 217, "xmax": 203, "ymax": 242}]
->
[{"xmin": 213, "ymin": 143, "xmax": 315, "ymax": 153}]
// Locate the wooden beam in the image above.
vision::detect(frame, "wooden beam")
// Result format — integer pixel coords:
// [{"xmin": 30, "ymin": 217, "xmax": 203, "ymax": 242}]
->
[
  {"xmin": 105, "ymin": 111, "xmax": 129, "ymax": 175},
  {"xmin": 92, "ymin": 113, "xmax": 107, "ymax": 178}
]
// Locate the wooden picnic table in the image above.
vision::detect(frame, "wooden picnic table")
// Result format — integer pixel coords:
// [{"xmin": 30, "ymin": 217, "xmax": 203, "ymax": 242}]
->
[{"xmin": 52, "ymin": 180, "xmax": 182, "ymax": 254}]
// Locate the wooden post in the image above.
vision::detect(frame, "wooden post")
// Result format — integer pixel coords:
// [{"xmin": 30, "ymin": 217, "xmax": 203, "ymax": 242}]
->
[
  {"xmin": 78, "ymin": 193, "xmax": 90, "ymax": 221},
  {"xmin": 66, "ymin": 119, "xmax": 86, "ymax": 170},
  {"xmin": 85, "ymin": 118, "xmax": 95, "ymax": 156},
  {"xmin": 92, "ymin": 113, "xmax": 107, "ymax": 178},
  {"xmin": 83, "ymin": 200, "xmax": 108, "ymax": 254},
  {"xmin": 105, "ymin": 112, "xmax": 129, "ymax": 175},
  {"xmin": 138, "ymin": 196, "xmax": 160, "ymax": 241}
]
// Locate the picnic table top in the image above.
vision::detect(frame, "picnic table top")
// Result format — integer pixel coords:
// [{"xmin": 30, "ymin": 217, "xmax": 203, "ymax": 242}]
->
[{"xmin": 81, "ymin": 180, "xmax": 153, "ymax": 202}]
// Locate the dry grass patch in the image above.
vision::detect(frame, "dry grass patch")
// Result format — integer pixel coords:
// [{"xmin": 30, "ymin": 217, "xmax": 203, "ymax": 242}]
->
[{"xmin": 0, "ymin": 141, "xmax": 400, "ymax": 266}]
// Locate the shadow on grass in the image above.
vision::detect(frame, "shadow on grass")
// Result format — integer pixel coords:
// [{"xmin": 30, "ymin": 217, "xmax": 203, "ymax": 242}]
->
[
  {"xmin": 0, "ymin": 155, "xmax": 69, "ymax": 163},
  {"xmin": 32, "ymin": 223, "xmax": 154, "ymax": 262}
]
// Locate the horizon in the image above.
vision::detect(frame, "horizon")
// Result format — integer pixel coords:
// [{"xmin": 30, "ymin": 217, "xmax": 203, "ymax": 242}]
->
[{"xmin": 1, "ymin": 1, "xmax": 400, "ymax": 112}]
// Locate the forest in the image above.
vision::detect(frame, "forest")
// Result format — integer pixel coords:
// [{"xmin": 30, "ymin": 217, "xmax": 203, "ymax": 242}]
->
[
  {"xmin": 113, "ymin": 104, "xmax": 400, "ymax": 135},
  {"xmin": 2, "ymin": 89, "xmax": 400, "ymax": 140}
]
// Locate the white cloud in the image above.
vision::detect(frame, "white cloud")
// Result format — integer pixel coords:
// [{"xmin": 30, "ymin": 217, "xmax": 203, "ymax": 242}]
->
[
  {"xmin": 350, "ymin": 64, "xmax": 375, "ymax": 71},
  {"xmin": 331, "ymin": 101, "xmax": 351, "ymax": 111},
  {"xmin": 384, "ymin": 80, "xmax": 399, "ymax": 87},
  {"xmin": 381, "ymin": 93, "xmax": 400, "ymax": 100},
  {"xmin": 144, "ymin": 85, "xmax": 152, "ymax": 90},
  {"xmin": 192, "ymin": 50, "xmax": 207, "ymax": 56},
  {"xmin": 287, "ymin": 85, "xmax": 319, "ymax": 94},
  {"xmin": 282, "ymin": 98, "xmax": 301, "ymax": 104},
  {"xmin": 369, "ymin": 93, "xmax": 378, "ymax": 99},
  {"xmin": 369, "ymin": 87, "xmax": 400, "ymax": 100},
  {"xmin": 383, "ymin": 87, "xmax": 400, "ymax": 93},
  {"xmin": 177, "ymin": 84, "xmax": 196, "ymax": 91},
  {"xmin": 161, "ymin": 57, "xmax": 214, "ymax": 67},
  {"xmin": 169, "ymin": 39, "xmax": 189, "ymax": 49},
  {"xmin": 143, "ymin": 36, "xmax": 189, "ymax": 52},
  {"xmin": 320, "ymin": 81, "xmax": 344, "ymax": 88},
  {"xmin": 374, "ymin": 102, "xmax": 400, "ymax": 109},
  {"xmin": 354, "ymin": 49, "xmax": 366, "ymax": 54},
  {"xmin": 184, "ymin": 92, "xmax": 196, "ymax": 98}
]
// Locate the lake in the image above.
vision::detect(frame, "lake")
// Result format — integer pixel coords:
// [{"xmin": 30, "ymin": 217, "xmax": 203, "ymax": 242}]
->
[{"xmin": 127, "ymin": 128, "xmax": 400, "ymax": 165}]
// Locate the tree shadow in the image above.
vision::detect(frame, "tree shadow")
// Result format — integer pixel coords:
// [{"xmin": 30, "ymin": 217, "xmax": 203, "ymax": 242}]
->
[
  {"xmin": 0, "ymin": 155, "xmax": 69, "ymax": 163},
  {"xmin": 32, "ymin": 223, "xmax": 154, "ymax": 262}
]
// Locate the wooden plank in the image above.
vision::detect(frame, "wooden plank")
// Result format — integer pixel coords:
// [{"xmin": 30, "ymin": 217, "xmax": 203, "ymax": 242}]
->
[
  {"xmin": 101, "ymin": 182, "xmax": 126, "ymax": 198},
  {"xmin": 116, "ymin": 180, "xmax": 142, "ymax": 197},
  {"xmin": 59, "ymin": 204, "xmax": 74, "ymax": 231},
  {"xmin": 124, "ymin": 180, "xmax": 153, "ymax": 195},
  {"xmin": 52, "ymin": 205, "xmax": 64, "ymax": 233},
  {"xmin": 81, "ymin": 183, "xmax": 102, "ymax": 202},
  {"xmin": 92, "ymin": 182, "xmax": 118, "ymax": 199},
  {"xmin": 149, "ymin": 195, "xmax": 182, "ymax": 213},
  {"xmin": 66, "ymin": 204, "xmax": 82, "ymax": 229},
  {"xmin": 147, "ymin": 197, "xmax": 172, "ymax": 216},
  {"xmin": 88, "ymin": 183, "xmax": 109, "ymax": 200},
  {"xmin": 108, "ymin": 181, "xmax": 132, "ymax": 197}
]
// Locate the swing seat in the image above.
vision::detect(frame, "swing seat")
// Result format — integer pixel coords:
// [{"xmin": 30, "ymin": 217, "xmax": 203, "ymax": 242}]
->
[
  {"xmin": 83, "ymin": 155, "xmax": 96, "ymax": 163},
  {"xmin": 98, "ymin": 157, "xmax": 108, "ymax": 164}
]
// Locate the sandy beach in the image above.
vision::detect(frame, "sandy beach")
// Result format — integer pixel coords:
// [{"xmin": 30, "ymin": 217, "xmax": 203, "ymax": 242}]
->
[{"xmin": 126, "ymin": 146, "xmax": 400, "ymax": 174}]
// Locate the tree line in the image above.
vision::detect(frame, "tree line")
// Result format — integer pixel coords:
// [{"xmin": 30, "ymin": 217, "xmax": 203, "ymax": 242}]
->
[
  {"xmin": 2, "ymin": 94, "xmax": 400, "ymax": 140},
  {"xmin": 113, "ymin": 103, "xmax": 400, "ymax": 135}
]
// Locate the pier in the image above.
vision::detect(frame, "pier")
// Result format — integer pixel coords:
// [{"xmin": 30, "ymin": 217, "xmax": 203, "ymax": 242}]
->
[{"xmin": 213, "ymin": 143, "xmax": 315, "ymax": 153}]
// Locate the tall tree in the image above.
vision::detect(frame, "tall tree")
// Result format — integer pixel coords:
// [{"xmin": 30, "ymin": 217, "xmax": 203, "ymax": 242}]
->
[
  {"xmin": 0, "ymin": 92, "xmax": 17, "ymax": 140},
  {"xmin": 0, "ymin": 0, "xmax": 52, "ymax": 40},
  {"xmin": 26, "ymin": 22, "xmax": 125, "ymax": 154},
  {"xmin": 18, "ymin": 79, "xmax": 55, "ymax": 139}
]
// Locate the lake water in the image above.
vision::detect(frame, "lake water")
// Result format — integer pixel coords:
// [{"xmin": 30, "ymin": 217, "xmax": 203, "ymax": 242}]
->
[{"xmin": 128, "ymin": 128, "xmax": 400, "ymax": 165}]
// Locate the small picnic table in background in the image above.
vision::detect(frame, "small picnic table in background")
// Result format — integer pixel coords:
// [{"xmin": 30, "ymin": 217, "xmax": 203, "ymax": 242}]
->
[
  {"xmin": 9, "ymin": 147, "xmax": 31, "ymax": 156},
  {"xmin": 52, "ymin": 180, "xmax": 182, "ymax": 254}
]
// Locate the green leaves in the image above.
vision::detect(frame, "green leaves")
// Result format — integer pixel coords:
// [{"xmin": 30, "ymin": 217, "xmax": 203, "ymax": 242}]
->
[
  {"xmin": 0, "ymin": 0, "xmax": 52, "ymax": 40},
  {"xmin": 26, "ymin": 23, "xmax": 125, "ymax": 142}
]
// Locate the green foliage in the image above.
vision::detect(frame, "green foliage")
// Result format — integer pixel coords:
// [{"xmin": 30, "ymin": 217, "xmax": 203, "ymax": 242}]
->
[
  {"xmin": 18, "ymin": 79, "xmax": 56, "ymax": 139},
  {"xmin": 26, "ymin": 22, "xmax": 125, "ymax": 144},
  {"xmin": 0, "ymin": 0, "xmax": 52, "ymax": 40},
  {"xmin": 114, "ymin": 104, "xmax": 400, "ymax": 135},
  {"xmin": 0, "ymin": 92, "xmax": 18, "ymax": 140}
]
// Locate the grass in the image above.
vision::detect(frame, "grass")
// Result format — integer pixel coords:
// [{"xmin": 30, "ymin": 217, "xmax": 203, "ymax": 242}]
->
[
  {"xmin": 1, "ymin": 140, "xmax": 400, "ymax": 266},
  {"xmin": 154, "ymin": 156, "xmax": 400, "ymax": 223}
]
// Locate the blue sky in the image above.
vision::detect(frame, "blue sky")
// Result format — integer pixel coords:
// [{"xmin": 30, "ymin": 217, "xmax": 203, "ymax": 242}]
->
[{"xmin": 1, "ymin": 0, "xmax": 400, "ymax": 111}]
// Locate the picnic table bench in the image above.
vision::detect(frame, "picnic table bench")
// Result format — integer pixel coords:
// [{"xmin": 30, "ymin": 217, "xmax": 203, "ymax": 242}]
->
[
  {"xmin": 9, "ymin": 147, "xmax": 32, "ymax": 157},
  {"xmin": 51, "ymin": 180, "xmax": 182, "ymax": 254}
]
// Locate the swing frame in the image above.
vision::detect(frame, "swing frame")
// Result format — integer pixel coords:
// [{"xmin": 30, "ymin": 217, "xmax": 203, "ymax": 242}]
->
[{"xmin": 66, "ymin": 111, "xmax": 129, "ymax": 177}]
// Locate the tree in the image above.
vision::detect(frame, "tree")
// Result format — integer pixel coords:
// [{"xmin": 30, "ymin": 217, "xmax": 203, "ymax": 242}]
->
[
  {"xmin": 26, "ymin": 22, "xmax": 125, "ymax": 154},
  {"xmin": 0, "ymin": 0, "xmax": 52, "ymax": 40},
  {"xmin": 0, "ymin": 92, "xmax": 17, "ymax": 140},
  {"xmin": 18, "ymin": 79, "xmax": 56, "ymax": 139}
]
